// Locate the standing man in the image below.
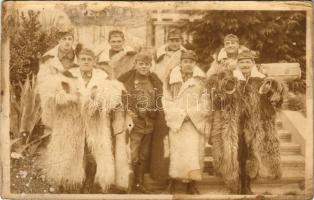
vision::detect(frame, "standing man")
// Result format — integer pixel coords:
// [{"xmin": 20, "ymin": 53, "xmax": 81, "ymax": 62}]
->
[
  {"xmin": 70, "ymin": 48, "xmax": 132, "ymax": 193},
  {"xmin": 152, "ymin": 27, "xmax": 187, "ymax": 84},
  {"xmin": 207, "ymin": 34, "xmax": 250, "ymax": 77},
  {"xmin": 118, "ymin": 51, "xmax": 163, "ymax": 194},
  {"xmin": 37, "ymin": 25, "xmax": 78, "ymax": 147},
  {"xmin": 163, "ymin": 50, "xmax": 210, "ymax": 194},
  {"xmin": 97, "ymin": 30, "xmax": 137, "ymax": 79},
  {"xmin": 233, "ymin": 50, "xmax": 282, "ymax": 194}
]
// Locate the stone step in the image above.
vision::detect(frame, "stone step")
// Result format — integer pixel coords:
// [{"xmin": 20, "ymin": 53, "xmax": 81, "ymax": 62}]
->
[
  {"xmin": 205, "ymin": 142, "xmax": 300, "ymax": 157},
  {"xmin": 277, "ymin": 129, "xmax": 292, "ymax": 142},
  {"xmin": 203, "ymin": 155, "xmax": 305, "ymax": 172},
  {"xmin": 144, "ymin": 169, "xmax": 305, "ymax": 192}
]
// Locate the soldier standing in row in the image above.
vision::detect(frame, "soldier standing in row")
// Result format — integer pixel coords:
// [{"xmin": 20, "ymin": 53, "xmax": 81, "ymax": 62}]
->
[{"xmin": 118, "ymin": 51, "xmax": 163, "ymax": 193}]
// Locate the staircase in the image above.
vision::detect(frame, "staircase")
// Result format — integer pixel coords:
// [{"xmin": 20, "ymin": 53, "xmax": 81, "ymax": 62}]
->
[{"xmin": 145, "ymin": 118, "xmax": 306, "ymax": 195}]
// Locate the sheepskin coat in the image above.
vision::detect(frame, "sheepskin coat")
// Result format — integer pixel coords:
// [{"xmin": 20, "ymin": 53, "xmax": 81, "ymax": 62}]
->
[
  {"xmin": 38, "ymin": 74, "xmax": 85, "ymax": 191},
  {"xmin": 97, "ymin": 46, "xmax": 137, "ymax": 79},
  {"xmin": 69, "ymin": 67, "xmax": 132, "ymax": 191},
  {"xmin": 37, "ymin": 44, "xmax": 78, "ymax": 131},
  {"xmin": 207, "ymin": 70, "xmax": 241, "ymax": 192},
  {"xmin": 152, "ymin": 44, "xmax": 186, "ymax": 83},
  {"xmin": 234, "ymin": 68, "xmax": 282, "ymax": 179},
  {"xmin": 163, "ymin": 65, "xmax": 210, "ymax": 181}
]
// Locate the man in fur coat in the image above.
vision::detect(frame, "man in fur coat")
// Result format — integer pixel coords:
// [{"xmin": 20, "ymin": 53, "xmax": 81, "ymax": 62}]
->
[
  {"xmin": 206, "ymin": 34, "xmax": 250, "ymax": 77},
  {"xmin": 208, "ymin": 50, "xmax": 283, "ymax": 194},
  {"xmin": 69, "ymin": 48, "xmax": 132, "ymax": 193},
  {"xmin": 151, "ymin": 28, "xmax": 187, "ymax": 84},
  {"xmin": 37, "ymin": 25, "xmax": 79, "ymax": 140},
  {"xmin": 163, "ymin": 50, "xmax": 210, "ymax": 194},
  {"xmin": 118, "ymin": 51, "xmax": 164, "ymax": 194},
  {"xmin": 97, "ymin": 30, "xmax": 137, "ymax": 79},
  {"xmin": 233, "ymin": 50, "xmax": 283, "ymax": 194}
]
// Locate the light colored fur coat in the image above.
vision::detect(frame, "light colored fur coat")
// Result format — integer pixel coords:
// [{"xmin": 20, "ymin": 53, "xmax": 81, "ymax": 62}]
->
[
  {"xmin": 70, "ymin": 68, "xmax": 132, "ymax": 191},
  {"xmin": 38, "ymin": 75, "xmax": 85, "ymax": 191},
  {"xmin": 163, "ymin": 66, "xmax": 210, "ymax": 181}
]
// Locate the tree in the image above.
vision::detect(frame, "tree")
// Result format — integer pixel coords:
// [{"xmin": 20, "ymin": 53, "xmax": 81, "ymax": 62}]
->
[{"xmin": 187, "ymin": 11, "xmax": 306, "ymax": 81}]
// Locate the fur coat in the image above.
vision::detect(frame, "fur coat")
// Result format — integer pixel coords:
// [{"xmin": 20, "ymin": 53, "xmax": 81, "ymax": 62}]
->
[
  {"xmin": 163, "ymin": 65, "xmax": 210, "ymax": 181},
  {"xmin": 69, "ymin": 67, "xmax": 132, "ymax": 191},
  {"xmin": 152, "ymin": 44, "xmax": 186, "ymax": 83},
  {"xmin": 97, "ymin": 45, "xmax": 137, "ymax": 79},
  {"xmin": 207, "ymin": 70, "xmax": 241, "ymax": 192},
  {"xmin": 208, "ymin": 67, "xmax": 283, "ymax": 190},
  {"xmin": 37, "ymin": 44, "xmax": 78, "ymax": 132},
  {"xmin": 38, "ymin": 74, "xmax": 85, "ymax": 191}
]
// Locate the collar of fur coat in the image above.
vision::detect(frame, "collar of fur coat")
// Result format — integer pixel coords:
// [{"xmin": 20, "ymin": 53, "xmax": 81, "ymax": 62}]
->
[
  {"xmin": 97, "ymin": 45, "xmax": 135, "ymax": 63},
  {"xmin": 43, "ymin": 44, "xmax": 78, "ymax": 63},
  {"xmin": 233, "ymin": 65, "xmax": 265, "ymax": 81},
  {"xmin": 169, "ymin": 65, "xmax": 205, "ymax": 85},
  {"xmin": 216, "ymin": 45, "xmax": 249, "ymax": 62},
  {"xmin": 156, "ymin": 44, "xmax": 186, "ymax": 60}
]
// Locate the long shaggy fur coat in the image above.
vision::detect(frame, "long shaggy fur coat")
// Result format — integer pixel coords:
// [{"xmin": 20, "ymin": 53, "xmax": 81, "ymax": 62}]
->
[
  {"xmin": 38, "ymin": 75, "xmax": 85, "ymax": 191},
  {"xmin": 208, "ymin": 69, "xmax": 284, "ymax": 192},
  {"xmin": 81, "ymin": 78, "xmax": 131, "ymax": 191},
  {"xmin": 207, "ymin": 71, "xmax": 241, "ymax": 192}
]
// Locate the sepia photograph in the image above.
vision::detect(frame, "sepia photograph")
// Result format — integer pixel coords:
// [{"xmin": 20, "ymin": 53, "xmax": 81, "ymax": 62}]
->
[{"xmin": 0, "ymin": 1, "xmax": 313, "ymax": 199}]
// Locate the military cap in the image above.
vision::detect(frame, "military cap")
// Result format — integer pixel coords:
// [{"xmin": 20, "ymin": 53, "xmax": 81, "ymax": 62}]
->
[
  {"xmin": 135, "ymin": 51, "xmax": 153, "ymax": 64},
  {"xmin": 167, "ymin": 28, "xmax": 182, "ymax": 39},
  {"xmin": 78, "ymin": 48, "xmax": 95, "ymax": 58},
  {"xmin": 108, "ymin": 30, "xmax": 125, "ymax": 41},
  {"xmin": 57, "ymin": 25, "xmax": 74, "ymax": 39},
  {"xmin": 237, "ymin": 50, "xmax": 255, "ymax": 60},
  {"xmin": 224, "ymin": 34, "xmax": 239, "ymax": 43},
  {"xmin": 181, "ymin": 50, "xmax": 197, "ymax": 61}
]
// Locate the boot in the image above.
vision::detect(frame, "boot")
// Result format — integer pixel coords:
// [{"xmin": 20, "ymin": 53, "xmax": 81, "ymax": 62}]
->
[
  {"xmin": 133, "ymin": 163, "xmax": 151, "ymax": 194},
  {"xmin": 186, "ymin": 181, "xmax": 200, "ymax": 195}
]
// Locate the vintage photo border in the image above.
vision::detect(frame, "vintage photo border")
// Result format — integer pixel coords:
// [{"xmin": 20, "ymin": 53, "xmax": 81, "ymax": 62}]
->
[{"xmin": 0, "ymin": 1, "xmax": 313, "ymax": 199}]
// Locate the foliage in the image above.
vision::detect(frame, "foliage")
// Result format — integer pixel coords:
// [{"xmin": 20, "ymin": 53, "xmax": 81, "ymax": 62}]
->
[
  {"xmin": 10, "ymin": 10, "xmax": 59, "ymax": 94},
  {"xmin": 187, "ymin": 11, "xmax": 306, "ymax": 80}
]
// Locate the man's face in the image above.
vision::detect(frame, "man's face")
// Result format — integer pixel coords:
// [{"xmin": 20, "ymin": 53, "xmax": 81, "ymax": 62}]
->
[
  {"xmin": 167, "ymin": 38, "xmax": 182, "ymax": 51},
  {"xmin": 109, "ymin": 36, "xmax": 124, "ymax": 52},
  {"xmin": 224, "ymin": 40, "xmax": 239, "ymax": 54},
  {"xmin": 78, "ymin": 54, "xmax": 94, "ymax": 72},
  {"xmin": 238, "ymin": 58, "xmax": 254, "ymax": 75},
  {"xmin": 59, "ymin": 35, "xmax": 74, "ymax": 51},
  {"xmin": 135, "ymin": 61, "xmax": 151, "ymax": 75},
  {"xmin": 181, "ymin": 58, "xmax": 195, "ymax": 73}
]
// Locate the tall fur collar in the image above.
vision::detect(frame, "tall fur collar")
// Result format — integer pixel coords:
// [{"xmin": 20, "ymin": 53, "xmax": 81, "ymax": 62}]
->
[
  {"xmin": 156, "ymin": 44, "xmax": 186, "ymax": 60},
  {"xmin": 233, "ymin": 65, "xmax": 265, "ymax": 81},
  {"xmin": 97, "ymin": 45, "xmax": 135, "ymax": 63},
  {"xmin": 169, "ymin": 65, "xmax": 205, "ymax": 85},
  {"xmin": 217, "ymin": 45, "xmax": 249, "ymax": 62}
]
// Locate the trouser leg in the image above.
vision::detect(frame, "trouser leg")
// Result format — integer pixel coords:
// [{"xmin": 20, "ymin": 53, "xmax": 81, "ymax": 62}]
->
[{"xmin": 82, "ymin": 141, "xmax": 97, "ymax": 193}]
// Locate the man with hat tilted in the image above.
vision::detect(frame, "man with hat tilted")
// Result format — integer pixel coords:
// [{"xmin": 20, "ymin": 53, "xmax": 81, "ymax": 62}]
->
[
  {"xmin": 163, "ymin": 50, "xmax": 210, "ymax": 194},
  {"xmin": 207, "ymin": 33, "xmax": 251, "ymax": 77},
  {"xmin": 152, "ymin": 27, "xmax": 187, "ymax": 83},
  {"xmin": 97, "ymin": 30, "xmax": 137, "ymax": 79},
  {"xmin": 118, "ymin": 51, "xmax": 164, "ymax": 193}
]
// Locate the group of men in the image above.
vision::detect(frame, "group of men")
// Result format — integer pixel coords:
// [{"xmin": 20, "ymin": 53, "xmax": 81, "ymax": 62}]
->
[{"xmin": 36, "ymin": 26, "xmax": 284, "ymax": 195}]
